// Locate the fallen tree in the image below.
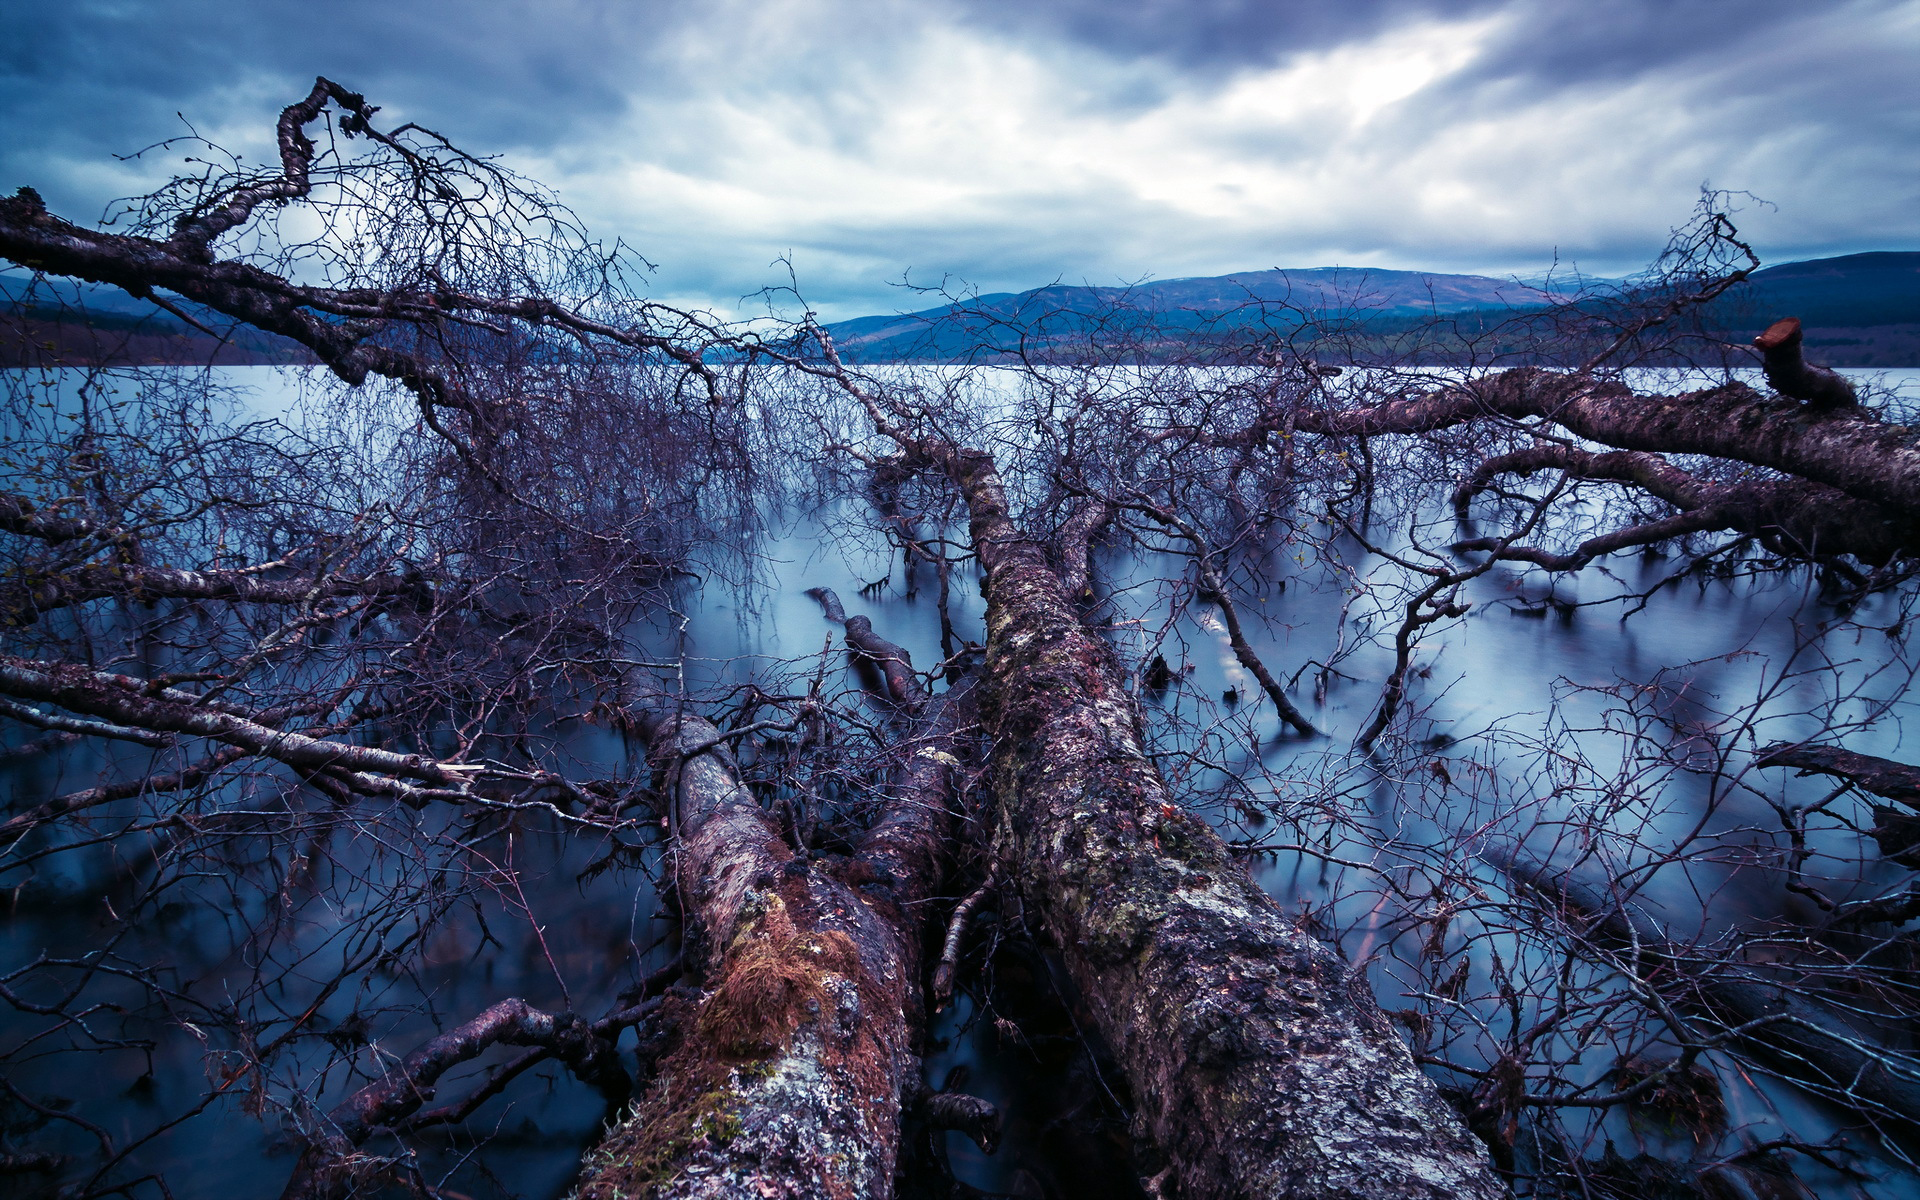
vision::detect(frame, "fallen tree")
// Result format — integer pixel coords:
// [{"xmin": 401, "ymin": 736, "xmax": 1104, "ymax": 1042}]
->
[
  {"xmin": 575, "ymin": 610, "xmax": 985, "ymax": 1199},
  {"xmin": 29, "ymin": 76, "xmax": 1920, "ymax": 1200},
  {"xmin": 813, "ymin": 341, "xmax": 1504, "ymax": 1198},
  {"xmin": 1286, "ymin": 351, "xmax": 1920, "ymax": 577},
  {"xmin": 0, "ymin": 81, "xmax": 1516, "ymax": 1198}
]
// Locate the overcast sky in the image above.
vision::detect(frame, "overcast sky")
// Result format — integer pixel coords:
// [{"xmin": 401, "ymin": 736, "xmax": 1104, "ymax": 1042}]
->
[{"xmin": 3, "ymin": 0, "xmax": 1916, "ymax": 318}]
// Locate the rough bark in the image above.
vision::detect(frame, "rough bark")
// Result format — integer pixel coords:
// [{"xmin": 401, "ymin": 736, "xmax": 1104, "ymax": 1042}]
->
[
  {"xmin": 935, "ymin": 447, "xmax": 1500, "ymax": 1198},
  {"xmin": 1293, "ymin": 367, "xmax": 1920, "ymax": 525},
  {"xmin": 0, "ymin": 655, "xmax": 458, "ymax": 787},
  {"xmin": 0, "ymin": 493, "xmax": 98, "ymax": 543},
  {"xmin": 0, "ymin": 561, "xmax": 432, "ymax": 625},
  {"xmin": 575, "ymin": 671, "xmax": 972, "ymax": 1199}
]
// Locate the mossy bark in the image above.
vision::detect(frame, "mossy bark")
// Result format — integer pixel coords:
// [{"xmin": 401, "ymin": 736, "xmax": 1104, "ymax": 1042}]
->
[
  {"xmin": 938, "ymin": 449, "xmax": 1502, "ymax": 1199},
  {"xmin": 575, "ymin": 685, "xmax": 968, "ymax": 1199}
]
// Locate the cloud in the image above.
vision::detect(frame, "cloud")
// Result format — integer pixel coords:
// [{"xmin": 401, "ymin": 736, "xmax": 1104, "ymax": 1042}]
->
[{"xmin": 3, "ymin": 0, "xmax": 1915, "ymax": 318}]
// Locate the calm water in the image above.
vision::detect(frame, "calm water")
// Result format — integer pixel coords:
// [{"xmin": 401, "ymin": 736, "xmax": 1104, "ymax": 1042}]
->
[{"xmin": 6, "ymin": 366, "xmax": 1920, "ymax": 1197}]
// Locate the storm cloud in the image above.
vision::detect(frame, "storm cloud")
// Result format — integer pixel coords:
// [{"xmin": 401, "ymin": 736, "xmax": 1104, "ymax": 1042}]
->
[{"xmin": 3, "ymin": 0, "xmax": 1915, "ymax": 317}]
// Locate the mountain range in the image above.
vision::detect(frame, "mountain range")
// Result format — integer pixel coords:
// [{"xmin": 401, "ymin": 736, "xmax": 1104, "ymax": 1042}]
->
[
  {"xmin": 5, "ymin": 252, "xmax": 1917, "ymax": 367},
  {"xmin": 824, "ymin": 251, "xmax": 1920, "ymax": 365}
]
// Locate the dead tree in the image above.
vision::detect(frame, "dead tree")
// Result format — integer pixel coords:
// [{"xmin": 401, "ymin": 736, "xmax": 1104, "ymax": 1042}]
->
[
  {"xmin": 1289, "ymin": 361, "xmax": 1919, "ymax": 578},
  {"xmin": 0, "ymin": 83, "xmax": 761, "ymax": 1198},
  {"xmin": 810, "ymin": 340, "xmax": 1503, "ymax": 1199},
  {"xmin": 576, "ymin": 611, "xmax": 985, "ymax": 1199},
  {"xmin": 1756, "ymin": 741, "xmax": 1920, "ymax": 807},
  {"xmin": 37, "ymin": 77, "xmax": 1916, "ymax": 1200}
]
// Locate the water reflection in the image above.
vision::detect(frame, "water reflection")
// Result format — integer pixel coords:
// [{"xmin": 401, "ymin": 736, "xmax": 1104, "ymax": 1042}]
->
[{"xmin": 5, "ymin": 365, "xmax": 1920, "ymax": 1197}]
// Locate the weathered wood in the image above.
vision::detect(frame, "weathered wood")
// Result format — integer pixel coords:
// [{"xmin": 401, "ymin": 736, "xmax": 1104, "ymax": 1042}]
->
[
  {"xmin": 575, "ymin": 673, "xmax": 973, "ymax": 1199},
  {"xmin": 1293, "ymin": 365, "xmax": 1920, "ymax": 525},
  {"xmin": 935, "ymin": 446, "xmax": 1500, "ymax": 1198},
  {"xmin": 1756, "ymin": 742, "xmax": 1920, "ymax": 810},
  {"xmin": 1755, "ymin": 317, "xmax": 1859, "ymax": 411}
]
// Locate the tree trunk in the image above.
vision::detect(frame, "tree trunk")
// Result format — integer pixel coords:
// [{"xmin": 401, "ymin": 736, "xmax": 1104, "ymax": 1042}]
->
[
  {"xmin": 1756, "ymin": 742, "xmax": 1920, "ymax": 810},
  {"xmin": 938, "ymin": 447, "xmax": 1501, "ymax": 1199},
  {"xmin": 1296, "ymin": 367, "xmax": 1920, "ymax": 524},
  {"xmin": 574, "ymin": 671, "xmax": 972, "ymax": 1199}
]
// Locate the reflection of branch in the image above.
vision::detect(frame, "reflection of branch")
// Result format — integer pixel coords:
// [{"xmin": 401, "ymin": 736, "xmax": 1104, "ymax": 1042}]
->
[
  {"xmin": 1451, "ymin": 445, "xmax": 1919, "ymax": 570},
  {"xmin": 1490, "ymin": 844, "xmax": 1920, "ymax": 1144},
  {"xmin": 1353, "ymin": 577, "xmax": 1470, "ymax": 754},
  {"xmin": 1110, "ymin": 495, "xmax": 1317, "ymax": 736}
]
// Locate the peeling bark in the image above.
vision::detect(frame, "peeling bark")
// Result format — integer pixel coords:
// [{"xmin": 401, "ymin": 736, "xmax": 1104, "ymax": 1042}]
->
[{"xmin": 0, "ymin": 493, "xmax": 97, "ymax": 543}]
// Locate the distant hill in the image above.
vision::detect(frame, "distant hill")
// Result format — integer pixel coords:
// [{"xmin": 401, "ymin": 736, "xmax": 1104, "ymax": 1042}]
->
[
  {"xmin": 825, "ymin": 266, "xmax": 1557, "ymax": 360},
  {"xmin": 6, "ymin": 252, "xmax": 1916, "ymax": 367},
  {"xmin": 1734, "ymin": 252, "xmax": 1920, "ymax": 329},
  {"xmin": 1, "ymin": 276, "xmax": 313, "ymax": 367},
  {"xmin": 826, "ymin": 252, "xmax": 1920, "ymax": 365}
]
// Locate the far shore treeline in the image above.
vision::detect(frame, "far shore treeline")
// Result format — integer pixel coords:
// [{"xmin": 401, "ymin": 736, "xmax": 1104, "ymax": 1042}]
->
[{"xmin": 4, "ymin": 249, "xmax": 1916, "ymax": 369}]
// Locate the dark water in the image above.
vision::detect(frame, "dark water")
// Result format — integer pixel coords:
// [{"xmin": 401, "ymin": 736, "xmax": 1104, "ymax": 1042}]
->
[{"xmin": 7, "ymin": 366, "xmax": 1920, "ymax": 1198}]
